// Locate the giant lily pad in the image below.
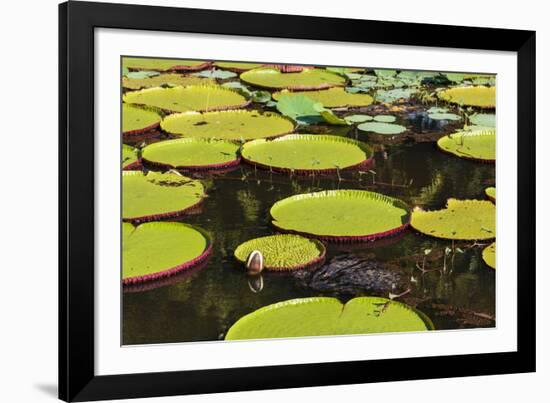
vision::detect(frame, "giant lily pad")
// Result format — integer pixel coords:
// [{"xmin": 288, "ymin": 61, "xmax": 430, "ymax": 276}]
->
[
  {"xmin": 122, "ymin": 73, "xmax": 212, "ymax": 90},
  {"xmin": 123, "ymin": 222, "xmax": 211, "ymax": 284},
  {"xmin": 411, "ymin": 199, "xmax": 495, "ymax": 240},
  {"xmin": 141, "ymin": 138, "xmax": 240, "ymax": 170},
  {"xmin": 122, "ymin": 57, "xmax": 211, "ymax": 72},
  {"xmin": 270, "ymin": 190, "xmax": 410, "ymax": 242},
  {"xmin": 358, "ymin": 121, "xmax": 407, "ymax": 135},
  {"xmin": 225, "ymin": 296, "xmax": 433, "ymax": 340},
  {"xmin": 437, "ymin": 129, "xmax": 495, "ymax": 162},
  {"xmin": 234, "ymin": 234, "xmax": 326, "ymax": 271},
  {"xmin": 240, "ymin": 67, "xmax": 346, "ymax": 90},
  {"xmin": 122, "ymin": 144, "xmax": 140, "ymax": 170},
  {"xmin": 161, "ymin": 110, "xmax": 295, "ymax": 141},
  {"xmin": 272, "ymin": 87, "xmax": 373, "ymax": 108},
  {"xmin": 123, "ymin": 85, "xmax": 249, "ymax": 113},
  {"xmin": 485, "ymin": 187, "xmax": 496, "ymax": 202},
  {"xmin": 122, "ymin": 104, "xmax": 161, "ymax": 135},
  {"xmin": 122, "ymin": 171, "xmax": 205, "ymax": 222},
  {"xmin": 241, "ymin": 135, "xmax": 373, "ymax": 174},
  {"xmin": 213, "ymin": 61, "xmax": 265, "ymax": 72},
  {"xmin": 439, "ymin": 86, "xmax": 496, "ymax": 108},
  {"xmin": 482, "ymin": 242, "xmax": 496, "ymax": 269}
]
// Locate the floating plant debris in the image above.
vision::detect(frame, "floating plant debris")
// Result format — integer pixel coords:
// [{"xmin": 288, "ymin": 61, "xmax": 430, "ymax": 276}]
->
[
  {"xmin": 272, "ymin": 87, "xmax": 373, "ymax": 108},
  {"xmin": 437, "ymin": 129, "xmax": 495, "ymax": 162},
  {"xmin": 123, "ymin": 85, "xmax": 249, "ymax": 113},
  {"xmin": 234, "ymin": 234, "xmax": 326, "ymax": 271},
  {"xmin": 141, "ymin": 138, "xmax": 241, "ymax": 171},
  {"xmin": 270, "ymin": 190, "xmax": 410, "ymax": 242},
  {"xmin": 161, "ymin": 110, "xmax": 295, "ymax": 140},
  {"xmin": 225, "ymin": 296, "xmax": 433, "ymax": 340},
  {"xmin": 122, "ymin": 104, "xmax": 161, "ymax": 135},
  {"xmin": 122, "ymin": 171, "xmax": 205, "ymax": 222},
  {"xmin": 411, "ymin": 199, "xmax": 496, "ymax": 240},
  {"xmin": 240, "ymin": 67, "xmax": 346, "ymax": 90},
  {"xmin": 482, "ymin": 242, "xmax": 496, "ymax": 269},
  {"xmin": 123, "ymin": 222, "xmax": 211, "ymax": 284},
  {"xmin": 241, "ymin": 134, "xmax": 373, "ymax": 174},
  {"xmin": 438, "ymin": 86, "xmax": 496, "ymax": 108}
]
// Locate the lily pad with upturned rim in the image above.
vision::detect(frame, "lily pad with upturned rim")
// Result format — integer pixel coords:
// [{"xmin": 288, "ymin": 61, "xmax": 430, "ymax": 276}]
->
[
  {"xmin": 357, "ymin": 121, "xmax": 407, "ymax": 135},
  {"xmin": 122, "ymin": 222, "xmax": 212, "ymax": 284},
  {"xmin": 411, "ymin": 199, "xmax": 495, "ymax": 240},
  {"xmin": 485, "ymin": 187, "xmax": 496, "ymax": 202},
  {"xmin": 437, "ymin": 129, "xmax": 495, "ymax": 162},
  {"xmin": 241, "ymin": 134, "xmax": 373, "ymax": 174},
  {"xmin": 122, "ymin": 104, "xmax": 162, "ymax": 136},
  {"xmin": 270, "ymin": 190, "xmax": 410, "ymax": 242},
  {"xmin": 482, "ymin": 242, "xmax": 496, "ymax": 269},
  {"xmin": 272, "ymin": 87, "xmax": 373, "ymax": 108},
  {"xmin": 122, "ymin": 57, "xmax": 212, "ymax": 72},
  {"xmin": 438, "ymin": 86, "xmax": 496, "ymax": 108},
  {"xmin": 213, "ymin": 61, "xmax": 265, "ymax": 72},
  {"xmin": 122, "ymin": 171, "xmax": 205, "ymax": 223},
  {"xmin": 123, "ymin": 85, "xmax": 250, "ymax": 113},
  {"xmin": 234, "ymin": 234, "xmax": 326, "ymax": 271},
  {"xmin": 225, "ymin": 296, "xmax": 433, "ymax": 340},
  {"xmin": 240, "ymin": 67, "xmax": 346, "ymax": 90},
  {"xmin": 161, "ymin": 110, "xmax": 295, "ymax": 141},
  {"xmin": 122, "ymin": 144, "xmax": 140, "ymax": 170},
  {"xmin": 122, "ymin": 73, "xmax": 213, "ymax": 90},
  {"xmin": 141, "ymin": 138, "xmax": 241, "ymax": 171}
]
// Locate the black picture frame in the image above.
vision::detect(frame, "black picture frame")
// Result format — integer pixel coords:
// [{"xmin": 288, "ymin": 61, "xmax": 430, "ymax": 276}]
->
[{"xmin": 59, "ymin": 1, "xmax": 536, "ymax": 401}]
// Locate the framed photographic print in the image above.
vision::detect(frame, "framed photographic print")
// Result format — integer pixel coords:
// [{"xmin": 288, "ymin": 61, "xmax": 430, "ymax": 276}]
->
[{"xmin": 59, "ymin": 1, "xmax": 536, "ymax": 401}]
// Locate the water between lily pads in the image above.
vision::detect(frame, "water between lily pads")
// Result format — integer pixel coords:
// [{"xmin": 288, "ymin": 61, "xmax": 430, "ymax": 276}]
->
[{"xmin": 123, "ymin": 113, "xmax": 495, "ymax": 345}]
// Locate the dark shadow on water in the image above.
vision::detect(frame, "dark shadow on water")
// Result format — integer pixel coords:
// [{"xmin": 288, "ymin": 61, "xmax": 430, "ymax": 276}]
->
[{"xmin": 34, "ymin": 383, "xmax": 57, "ymax": 398}]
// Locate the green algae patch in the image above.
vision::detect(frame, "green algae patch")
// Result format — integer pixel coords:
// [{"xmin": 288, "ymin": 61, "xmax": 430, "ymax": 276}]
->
[{"xmin": 225, "ymin": 296, "xmax": 433, "ymax": 340}]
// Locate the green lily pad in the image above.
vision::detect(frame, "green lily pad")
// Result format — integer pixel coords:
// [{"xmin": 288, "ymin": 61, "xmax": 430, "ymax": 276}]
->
[
  {"xmin": 482, "ymin": 242, "xmax": 496, "ymax": 269},
  {"xmin": 122, "ymin": 144, "xmax": 139, "ymax": 170},
  {"xmin": 141, "ymin": 138, "xmax": 240, "ymax": 170},
  {"xmin": 122, "ymin": 73, "xmax": 212, "ymax": 90},
  {"xmin": 270, "ymin": 190, "xmax": 410, "ymax": 242},
  {"xmin": 485, "ymin": 187, "xmax": 496, "ymax": 202},
  {"xmin": 470, "ymin": 113, "xmax": 496, "ymax": 127},
  {"xmin": 122, "ymin": 104, "xmax": 161, "ymax": 135},
  {"xmin": 272, "ymin": 87, "xmax": 373, "ymax": 108},
  {"xmin": 357, "ymin": 121, "xmax": 407, "ymax": 135},
  {"xmin": 427, "ymin": 107, "xmax": 449, "ymax": 114},
  {"xmin": 234, "ymin": 234, "xmax": 326, "ymax": 271},
  {"xmin": 161, "ymin": 110, "xmax": 295, "ymax": 141},
  {"xmin": 122, "ymin": 57, "xmax": 211, "ymax": 71},
  {"xmin": 428, "ymin": 112, "xmax": 461, "ymax": 121},
  {"xmin": 225, "ymin": 296, "xmax": 433, "ymax": 340},
  {"xmin": 437, "ymin": 129, "xmax": 495, "ymax": 161},
  {"xmin": 241, "ymin": 134, "xmax": 373, "ymax": 173},
  {"xmin": 122, "ymin": 171, "xmax": 205, "ymax": 222},
  {"xmin": 344, "ymin": 114, "xmax": 373, "ymax": 123},
  {"xmin": 439, "ymin": 86, "xmax": 496, "ymax": 108},
  {"xmin": 193, "ymin": 69, "xmax": 238, "ymax": 80},
  {"xmin": 411, "ymin": 199, "xmax": 495, "ymax": 240},
  {"xmin": 375, "ymin": 88, "xmax": 416, "ymax": 103},
  {"xmin": 240, "ymin": 67, "xmax": 346, "ymax": 90},
  {"xmin": 275, "ymin": 95, "xmax": 347, "ymax": 126},
  {"xmin": 123, "ymin": 221, "xmax": 211, "ymax": 284},
  {"xmin": 373, "ymin": 115, "xmax": 396, "ymax": 123},
  {"xmin": 126, "ymin": 71, "xmax": 160, "ymax": 79},
  {"xmin": 123, "ymin": 85, "xmax": 249, "ymax": 113},
  {"xmin": 374, "ymin": 69, "xmax": 398, "ymax": 78},
  {"xmin": 213, "ymin": 61, "xmax": 265, "ymax": 71}
]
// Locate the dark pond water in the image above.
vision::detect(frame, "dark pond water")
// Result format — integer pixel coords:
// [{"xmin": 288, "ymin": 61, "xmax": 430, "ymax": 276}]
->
[{"xmin": 122, "ymin": 110, "xmax": 496, "ymax": 345}]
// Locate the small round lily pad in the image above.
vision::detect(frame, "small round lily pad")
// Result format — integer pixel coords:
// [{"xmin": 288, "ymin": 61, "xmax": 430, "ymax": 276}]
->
[
  {"xmin": 122, "ymin": 171, "xmax": 205, "ymax": 222},
  {"xmin": 123, "ymin": 221, "xmax": 212, "ymax": 284},
  {"xmin": 122, "ymin": 104, "xmax": 161, "ymax": 136},
  {"xmin": 485, "ymin": 187, "xmax": 496, "ymax": 202},
  {"xmin": 272, "ymin": 87, "xmax": 373, "ymax": 108},
  {"xmin": 411, "ymin": 199, "xmax": 495, "ymax": 240},
  {"xmin": 241, "ymin": 135, "xmax": 373, "ymax": 174},
  {"xmin": 437, "ymin": 129, "xmax": 495, "ymax": 162},
  {"xmin": 373, "ymin": 115, "xmax": 397, "ymax": 123},
  {"xmin": 161, "ymin": 110, "xmax": 295, "ymax": 141},
  {"xmin": 270, "ymin": 190, "xmax": 410, "ymax": 242},
  {"xmin": 482, "ymin": 242, "xmax": 496, "ymax": 269},
  {"xmin": 358, "ymin": 121, "xmax": 407, "ymax": 135},
  {"xmin": 123, "ymin": 85, "xmax": 249, "ymax": 113},
  {"xmin": 225, "ymin": 296, "xmax": 433, "ymax": 340},
  {"xmin": 123, "ymin": 57, "xmax": 211, "ymax": 72},
  {"xmin": 240, "ymin": 67, "xmax": 346, "ymax": 90},
  {"xmin": 141, "ymin": 138, "xmax": 241, "ymax": 171},
  {"xmin": 122, "ymin": 144, "xmax": 140, "ymax": 170},
  {"xmin": 234, "ymin": 234, "xmax": 326, "ymax": 271},
  {"xmin": 428, "ymin": 112, "xmax": 461, "ymax": 121},
  {"xmin": 344, "ymin": 114, "xmax": 373, "ymax": 123},
  {"xmin": 438, "ymin": 86, "xmax": 496, "ymax": 108}
]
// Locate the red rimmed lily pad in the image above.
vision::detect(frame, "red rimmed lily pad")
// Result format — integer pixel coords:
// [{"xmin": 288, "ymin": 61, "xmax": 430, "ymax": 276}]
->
[
  {"xmin": 123, "ymin": 57, "xmax": 212, "ymax": 72},
  {"xmin": 122, "ymin": 104, "xmax": 161, "ymax": 136}
]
